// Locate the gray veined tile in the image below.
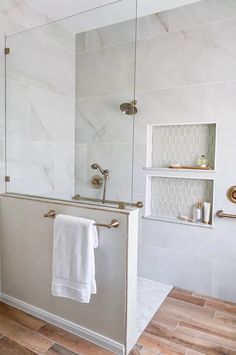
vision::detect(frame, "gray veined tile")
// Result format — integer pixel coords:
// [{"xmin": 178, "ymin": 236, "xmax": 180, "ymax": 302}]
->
[{"xmin": 169, "ymin": 0, "xmax": 236, "ymax": 32}]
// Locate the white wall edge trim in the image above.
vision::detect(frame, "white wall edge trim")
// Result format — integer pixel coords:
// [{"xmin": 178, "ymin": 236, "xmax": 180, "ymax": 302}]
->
[{"xmin": 0, "ymin": 293, "xmax": 124, "ymax": 355}]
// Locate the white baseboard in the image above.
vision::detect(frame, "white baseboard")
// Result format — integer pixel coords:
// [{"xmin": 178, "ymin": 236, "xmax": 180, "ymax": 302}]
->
[{"xmin": 0, "ymin": 293, "xmax": 124, "ymax": 355}]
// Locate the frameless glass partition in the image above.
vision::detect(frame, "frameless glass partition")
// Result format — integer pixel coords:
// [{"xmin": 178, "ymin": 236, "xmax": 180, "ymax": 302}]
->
[{"xmin": 5, "ymin": 0, "xmax": 137, "ymax": 209}]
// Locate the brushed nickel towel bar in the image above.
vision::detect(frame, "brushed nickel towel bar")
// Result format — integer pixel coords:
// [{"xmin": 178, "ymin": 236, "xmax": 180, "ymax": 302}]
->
[
  {"xmin": 44, "ymin": 210, "xmax": 119, "ymax": 229},
  {"xmin": 216, "ymin": 210, "xmax": 236, "ymax": 219}
]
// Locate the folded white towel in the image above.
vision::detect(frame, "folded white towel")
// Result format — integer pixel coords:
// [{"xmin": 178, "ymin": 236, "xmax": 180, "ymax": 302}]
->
[{"xmin": 52, "ymin": 215, "xmax": 98, "ymax": 303}]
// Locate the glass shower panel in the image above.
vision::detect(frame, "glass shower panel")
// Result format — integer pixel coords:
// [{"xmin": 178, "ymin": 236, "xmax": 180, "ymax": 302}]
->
[{"xmin": 5, "ymin": 1, "xmax": 137, "ymax": 208}]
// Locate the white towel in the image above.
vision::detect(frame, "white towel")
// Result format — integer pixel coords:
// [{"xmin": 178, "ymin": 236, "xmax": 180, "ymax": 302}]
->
[{"xmin": 52, "ymin": 215, "xmax": 98, "ymax": 303}]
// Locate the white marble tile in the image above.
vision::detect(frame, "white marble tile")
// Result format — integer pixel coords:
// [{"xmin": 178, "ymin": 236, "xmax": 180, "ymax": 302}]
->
[
  {"xmin": 4, "ymin": 1, "xmax": 48, "ymax": 29},
  {"xmin": 0, "ymin": 75, "xmax": 5, "ymax": 141},
  {"xmin": 84, "ymin": 13, "xmax": 169, "ymax": 52},
  {"xmin": 135, "ymin": 86, "xmax": 205, "ymax": 144},
  {"xmin": 30, "ymin": 86, "xmax": 75, "ymax": 143},
  {"xmin": 109, "ymin": 143, "xmax": 133, "ymax": 193},
  {"xmin": 75, "ymin": 144, "xmax": 88, "ymax": 192},
  {"xmin": 133, "ymin": 144, "xmax": 146, "ymax": 194},
  {"xmin": 76, "ymin": 41, "xmax": 135, "ymax": 98},
  {"xmin": 141, "ymin": 218, "xmax": 233, "ymax": 261},
  {"xmin": 212, "ymin": 259, "xmax": 236, "ymax": 303},
  {"xmin": 137, "ymin": 18, "xmax": 236, "ymax": 91},
  {"xmin": 138, "ymin": 243, "xmax": 212, "ymax": 295},
  {"xmin": 106, "ymin": 93, "xmax": 134, "ymax": 144},
  {"xmin": 53, "ymin": 143, "xmax": 74, "ymax": 193},
  {"xmin": 0, "ymin": 0, "xmax": 24, "ymax": 13},
  {"xmin": 136, "ymin": 277, "xmax": 172, "ymax": 337},
  {"xmin": 40, "ymin": 21, "xmax": 75, "ymax": 54},
  {"xmin": 76, "ymin": 32, "xmax": 86, "ymax": 54},
  {"xmin": 76, "ymin": 96, "xmax": 107, "ymax": 144},
  {"xmin": 85, "ymin": 19, "xmax": 136, "ymax": 51},
  {"xmin": 6, "ymin": 79, "xmax": 30, "ymax": 140},
  {"xmin": 205, "ymin": 82, "xmax": 236, "ymax": 143},
  {"xmin": 169, "ymin": 0, "xmax": 236, "ymax": 32},
  {"xmin": 6, "ymin": 140, "xmax": 54, "ymax": 195},
  {"xmin": 0, "ymin": 12, "xmax": 24, "ymax": 34},
  {"xmin": 137, "ymin": 12, "xmax": 170, "ymax": 39},
  {"xmin": 7, "ymin": 26, "xmax": 75, "ymax": 97}
]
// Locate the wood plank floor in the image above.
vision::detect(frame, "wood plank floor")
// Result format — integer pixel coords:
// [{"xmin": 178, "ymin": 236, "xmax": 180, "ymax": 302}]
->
[
  {"xmin": 0, "ymin": 288, "xmax": 236, "ymax": 354},
  {"xmin": 132, "ymin": 287, "xmax": 236, "ymax": 355}
]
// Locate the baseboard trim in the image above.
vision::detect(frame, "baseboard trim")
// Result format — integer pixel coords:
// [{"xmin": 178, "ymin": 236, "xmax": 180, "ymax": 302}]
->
[{"xmin": 0, "ymin": 293, "xmax": 124, "ymax": 355}]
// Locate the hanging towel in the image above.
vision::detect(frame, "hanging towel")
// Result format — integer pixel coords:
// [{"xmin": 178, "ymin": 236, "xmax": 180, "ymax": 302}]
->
[{"xmin": 52, "ymin": 215, "xmax": 98, "ymax": 303}]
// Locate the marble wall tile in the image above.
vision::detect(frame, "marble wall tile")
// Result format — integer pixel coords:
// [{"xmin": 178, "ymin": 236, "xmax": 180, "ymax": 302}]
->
[
  {"xmin": 76, "ymin": 96, "xmax": 107, "ymax": 144},
  {"xmin": 0, "ymin": 1, "xmax": 25, "ymax": 13},
  {"xmin": 136, "ymin": 18, "xmax": 236, "ymax": 91},
  {"xmin": 53, "ymin": 143, "xmax": 74, "ymax": 194},
  {"xmin": 76, "ymin": 33, "xmax": 86, "ymax": 54},
  {"xmin": 85, "ymin": 19, "xmax": 136, "ymax": 51},
  {"xmin": 0, "ymin": 12, "xmax": 24, "ymax": 34},
  {"xmin": 6, "ymin": 79, "xmax": 30, "ymax": 140},
  {"xmin": 6, "ymin": 140, "xmax": 54, "ymax": 195},
  {"xmin": 0, "ymin": 35, "xmax": 5, "ymax": 193},
  {"xmin": 138, "ymin": 244, "xmax": 212, "ymax": 295},
  {"xmin": 7, "ymin": 27, "xmax": 75, "ymax": 97},
  {"xmin": 135, "ymin": 86, "xmax": 205, "ymax": 144},
  {"xmin": 205, "ymin": 82, "xmax": 236, "ymax": 143},
  {"xmin": 212, "ymin": 259, "xmax": 236, "ymax": 302},
  {"xmin": 169, "ymin": 0, "xmax": 236, "ymax": 32},
  {"xmin": 141, "ymin": 217, "xmax": 236, "ymax": 264},
  {"xmin": 133, "ymin": 144, "xmax": 146, "ymax": 194},
  {"xmin": 106, "ymin": 93, "xmax": 134, "ymax": 144},
  {"xmin": 4, "ymin": 1, "xmax": 48, "ymax": 29},
  {"xmin": 75, "ymin": 143, "xmax": 88, "ymax": 192},
  {"xmin": 30, "ymin": 86, "xmax": 75, "ymax": 143},
  {"xmin": 109, "ymin": 143, "xmax": 133, "ymax": 193},
  {"xmin": 76, "ymin": 41, "xmax": 135, "ymax": 98},
  {"xmin": 84, "ymin": 12, "xmax": 169, "ymax": 52}
]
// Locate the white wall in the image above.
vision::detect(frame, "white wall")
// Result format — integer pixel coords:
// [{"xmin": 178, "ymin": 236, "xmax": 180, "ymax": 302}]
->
[
  {"xmin": 135, "ymin": 0, "xmax": 236, "ymax": 302},
  {"xmin": 73, "ymin": 0, "xmax": 236, "ymax": 302}
]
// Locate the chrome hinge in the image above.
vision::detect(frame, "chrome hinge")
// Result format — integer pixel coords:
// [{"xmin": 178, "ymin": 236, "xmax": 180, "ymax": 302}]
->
[
  {"xmin": 5, "ymin": 176, "xmax": 10, "ymax": 182},
  {"xmin": 4, "ymin": 48, "xmax": 10, "ymax": 55}
]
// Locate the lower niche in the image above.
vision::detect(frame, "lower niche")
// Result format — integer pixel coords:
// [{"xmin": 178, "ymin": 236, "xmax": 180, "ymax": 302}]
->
[{"xmin": 146, "ymin": 176, "xmax": 214, "ymax": 228}]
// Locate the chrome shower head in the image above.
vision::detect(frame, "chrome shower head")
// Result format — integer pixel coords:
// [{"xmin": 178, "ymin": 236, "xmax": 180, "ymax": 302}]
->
[
  {"xmin": 91, "ymin": 163, "xmax": 109, "ymax": 176},
  {"xmin": 120, "ymin": 100, "xmax": 137, "ymax": 115}
]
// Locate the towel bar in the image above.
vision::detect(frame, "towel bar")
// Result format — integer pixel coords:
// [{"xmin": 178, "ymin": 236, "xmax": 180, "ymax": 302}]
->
[{"xmin": 44, "ymin": 210, "xmax": 119, "ymax": 228}]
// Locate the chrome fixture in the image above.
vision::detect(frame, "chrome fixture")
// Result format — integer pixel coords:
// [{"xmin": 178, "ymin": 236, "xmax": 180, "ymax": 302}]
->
[
  {"xmin": 91, "ymin": 163, "xmax": 109, "ymax": 204},
  {"xmin": 44, "ymin": 210, "xmax": 119, "ymax": 228},
  {"xmin": 120, "ymin": 100, "xmax": 138, "ymax": 115}
]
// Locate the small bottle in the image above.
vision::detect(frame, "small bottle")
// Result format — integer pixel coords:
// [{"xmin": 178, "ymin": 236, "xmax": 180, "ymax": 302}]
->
[
  {"xmin": 195, "ymin": 202, "xmax": 203, "ymax": 222},
  {"xmin": 197, "ymin": 155, "xmax": 208, "ymax": 168}
]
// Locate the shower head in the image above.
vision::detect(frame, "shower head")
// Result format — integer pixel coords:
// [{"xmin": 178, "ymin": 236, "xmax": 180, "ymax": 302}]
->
[
  {"xmin": 120, "ymin": 100, "xmax": 138, "ymax": 115},
  {"xmin": 91, "ymin": 163, "xmax": 109, "ymax": 176}
]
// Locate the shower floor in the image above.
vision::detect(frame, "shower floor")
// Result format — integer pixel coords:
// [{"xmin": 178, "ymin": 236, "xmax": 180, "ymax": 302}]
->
[{"xmin": 136, "ymin": 277, "xmax": 172, "ymax": 337}]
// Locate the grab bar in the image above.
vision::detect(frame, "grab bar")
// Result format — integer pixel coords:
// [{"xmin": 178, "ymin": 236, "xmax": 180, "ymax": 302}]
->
[
  {"xmin": 216, "ymin": 210, "xmax": 236, "ymax": 219},
  {"xmin": 44, "ymin": 210, "xmax": 119, "ymax": 229}
]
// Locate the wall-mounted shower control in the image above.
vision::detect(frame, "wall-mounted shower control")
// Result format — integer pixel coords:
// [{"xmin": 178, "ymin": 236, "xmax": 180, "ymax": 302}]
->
[
  {"xmin": 91, "ymin": 175, "xmax": 103, "ymax": 189},
  {"xmin": 227, "ymin": 186, "xmax": 236, "ymax": 203}
]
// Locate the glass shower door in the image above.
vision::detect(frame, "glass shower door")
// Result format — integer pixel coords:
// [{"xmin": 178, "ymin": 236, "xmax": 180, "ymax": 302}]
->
[{"xmin": 5, "ymin": 1, "xmax": 138, "ymax": 209}]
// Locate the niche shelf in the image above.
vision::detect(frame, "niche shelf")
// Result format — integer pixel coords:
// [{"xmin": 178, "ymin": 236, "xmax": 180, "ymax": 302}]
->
[
  {"xmin": 145, "ymin": 176, "xmax": 214, "ymax": 228},
  {"xmin": 147, "ymin": 123, "xmax": 216, "ymax": 171}
]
